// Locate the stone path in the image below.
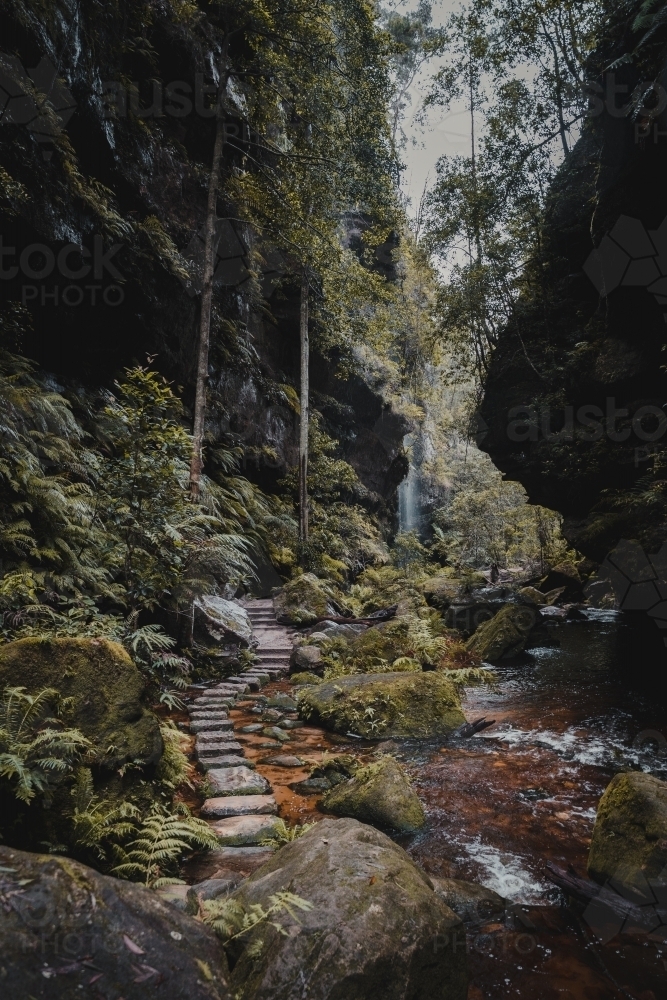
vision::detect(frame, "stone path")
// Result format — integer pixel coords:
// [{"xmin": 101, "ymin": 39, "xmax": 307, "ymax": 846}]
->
[{"xmin": 184, "ymin": 598, "xmax": 296, "ymax": 848}]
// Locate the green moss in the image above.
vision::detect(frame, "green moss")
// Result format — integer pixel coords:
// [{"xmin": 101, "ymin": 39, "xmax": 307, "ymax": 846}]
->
[
  {"xmin": 0, "ymin": 638, "xmax": 162, "ymax": 769},
  {"xmin": 464, "ymin": 604, "xmax": 537, "ymax": 662},
  {"xmin": 274, "ymin": 574, "xmax": 339, "ymax": 624},
  {"xmin": 588, "ymin": 772, "xmax": 667, "ymax": 887},
  {"xmin": 297, "ymin": 671, "xmax": 465, "ymax": 738},
  {"xmin": 321, "ymin": 757, "xmax": 425, "ymax": 832},
  {"xmin": 290, "ymin": 671, "xmax": 323, "ymax": 686}
]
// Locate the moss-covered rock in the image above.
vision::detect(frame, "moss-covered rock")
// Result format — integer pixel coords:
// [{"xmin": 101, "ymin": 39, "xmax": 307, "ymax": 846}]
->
[
  {"xmin": 422, "ymin": 576, "xmax": 465, "ymax": 610},
  {"xmin": 464, "ymin": 604, "xmax": 538, "ymax": 662},
  {"xmin": 289, "ymin": 671, "xmax": 323, "ymax": 686},
  {"xmin": 0, "ymin": 638, "xmax": 162, "ymax": 768},
  {"xmin": 297, "ymin": 671, "xmax": 465, "ymax": 738},
  {"xmin": 0, "ymin": 844, "xmax": 231, "ymax": 999},
  {"xmin": 321, "ymin": 757, "xmax": 426, "ymax": 832},
  {"xmin": 224, "ymin": 818, "xmax": 467, "ymax": 1000},
  {"xmin": 587, "ymin": 772, "xmax": 667, "ymax": 887},
  {"xmin": 289, "ymin": 643, "xmax": 323, "ymax": 673},
  {"xmin": 273, "ymin": 574, "xmax": 341, "ymax": 625}
]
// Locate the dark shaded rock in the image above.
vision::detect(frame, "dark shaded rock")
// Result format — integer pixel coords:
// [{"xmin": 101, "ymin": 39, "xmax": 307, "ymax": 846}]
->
[
  {"xmin": 292, "ymin": 776, "xmax": 333, "ymax": 795},
  {"xmin": 588, "ymin": 772, "xmax": 667, "ymax": 888},
  {"xmin": 0, "ymin": 638, "xmax": 161, "ymax": 769},
  {"xmin": 0, "ymin": 844, "xmax": 230, "ymax": 999},
  {"xmin": 465, "ymin": 605, "xmax": 539, "ymax": 662},
  {"xmin": 224, "ymin": 818, "xmax": 467, "ymax": 1000},
  {"xmin": 321, "ymin": 757, "xmax": 426, "ymax": 832},
  {"xmin": 297, "ymin": 671, "xmax": 465, "ymax": 738},
  {"xmin": 431, "ymin": 877, "xmax": 506, "ymax": 924},
  {"xmin": 290, "ymin": 644, "xmax": 323, "ymax": 673}
]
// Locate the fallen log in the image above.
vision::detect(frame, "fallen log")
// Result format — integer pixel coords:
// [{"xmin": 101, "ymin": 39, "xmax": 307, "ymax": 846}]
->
[
  {"xmin": 544, "ymin": 862, "xmax": 663, "ymax": 930},
  {"xmin": 309, "ymin": 605, "xmax": 398, "ymax": 627},
  {"xmin": 454, "ymin": 717, "xmax": 496, "ymax": 739}
]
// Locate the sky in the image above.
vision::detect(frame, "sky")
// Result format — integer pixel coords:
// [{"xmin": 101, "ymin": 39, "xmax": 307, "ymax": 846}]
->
[{"xmin": 389, "ymin": 0, "xmax": 471, "ymax": 217}]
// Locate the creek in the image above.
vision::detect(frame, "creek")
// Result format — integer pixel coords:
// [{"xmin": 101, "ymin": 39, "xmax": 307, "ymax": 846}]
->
[{"xmin": 218, "ymin": 611, "xmax": 667, "ymax": 999}]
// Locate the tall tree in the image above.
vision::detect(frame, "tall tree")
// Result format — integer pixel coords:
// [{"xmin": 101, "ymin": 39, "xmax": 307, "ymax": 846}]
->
[{"xmin": 299, "ymin": 269, "xmax": 309, "ymax": 544}]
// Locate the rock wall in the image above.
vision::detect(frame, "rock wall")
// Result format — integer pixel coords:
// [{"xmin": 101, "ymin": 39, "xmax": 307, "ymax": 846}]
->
[
  {"xmin": 0, "ymin": 1, "xmax": 407, "ymax": 525},
  {"xmin": 479, "ymin": 4, "xmax": 667, "ymax": 562}
]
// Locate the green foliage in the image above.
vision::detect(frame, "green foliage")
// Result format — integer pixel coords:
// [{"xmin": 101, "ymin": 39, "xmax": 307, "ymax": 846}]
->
[
  {"xmin": 0, "ymin": 686, "xmax": 91, "ymax": 804},
  {"xmin": 69, "ymin": 767, "xmax": 141, "ymax": 865},
  {"xmin": 155, "ymin": 720, "xmax": 192, "ymax": 790},
  {"xmin": 112, "ymin": 803, "xmax": 219, "ymax": 888},
  {"xmin": 259, "ymin": 819, "xmax": 315, "ymax": 849},
  {"xmin": 391, "ymin": 531, "xmax": 428, "ymax": 575},
  {"xmin": 202, "ymin": 890, "xmax": 314, "ymax": 945}
]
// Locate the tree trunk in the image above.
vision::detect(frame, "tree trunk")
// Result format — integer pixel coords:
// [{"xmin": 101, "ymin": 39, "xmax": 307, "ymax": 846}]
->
[
  {"xmin": 189, "ymin": 100, "xmax": 226, "ymax": 499},
  {"xmin": 298, "ymin": 268, "xmax": 309, "ymax": 543}
]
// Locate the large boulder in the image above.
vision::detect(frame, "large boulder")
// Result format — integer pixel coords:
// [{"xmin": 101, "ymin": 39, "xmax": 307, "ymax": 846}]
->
[
  {"xmin": 464, "ymin": 604, "xmax": 538, "ymax": 662},
  {"xmin": 0, "ymin": 844, "xmax": 231, "ymax": 999},
  {"xmin": 588, "ymin": 772, "xmax": 667, "ymax": 887},
  {"xmin": 193, "ymin": 596, "xmax": 254, "ymax": 647},
  {"xmin": 273, "ymin": 574, "xmax": 342, "ymax": 625},
  {"xmin": 297, "ymin": 671, "xmax": 465, "ymax": 739},
  {"xmin": 321, "ymin": 757, "xmax": 426, "ymax": 832},
  {"xmin": 431, "ymin": 877, "xmax": 506, "ymax": 924},
  {"xmin": 0, "ymin": 637, "xmax": 161, "ymax": 768},
  {"xmin": 223, "ymin": 818, "xmax": 467, "ymax": 1000}
]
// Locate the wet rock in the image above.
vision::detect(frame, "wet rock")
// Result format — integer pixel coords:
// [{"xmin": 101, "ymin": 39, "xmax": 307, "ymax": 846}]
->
[
  {"xmin": 193, "ymin": 595, "xmax": 254, "ymax": 646},
  {"xmin": 293, "ymin": 776, "xmax": 333, "ymax": 794},
  {"xmin": 0, "ymin": 638, "xmax": 161, "ymax": 769},
  {"xmin": 539, "ymin": 605, "xmax": 567, "ymax": 620},
  {"xmin": 0, "ymin": 844, "xmax": 230, "ymax": 999},
  {"xmin": 266, "ymin": 694, "xmax": 298, "ymax": 710},
  {"xmin": 464, "ymin": 604, "xmax": 539, "ymax": 662},
  {"xmin": 518, "ymin": 586, "xmax": 547, "ymax": 605},
  {"xmin": 201, "ymin": 795, "xmax": 278, "ymax": 818},
  {"xmin": 259, "ymin": 754, "xmax": 305, "ymax": 767},
  {"xmin": 207, "ymin": 814, "xmax": 283, "ymax": 846},
  {"xmin": 431, "ymin": 877, "xmax": 506, "ymax": 924},
  {"xmin": 239, "ymin": 724, "xmax": 263, "ymax": 733},
  {"xmin": 224, "ymin": 818, "xmax": 467, "ymax": 1000},
  {"xmin": 588, "ymin": 772, "xmax": 667, "ymax": 887},
  {"xmin": 321, "ymin": 757, "xmax": 426, "ymax": 832},
  {"xmin": 297, "ymin": 671, "xmax": 465, "ymax": 739},
  {"xmin": 262, "ymin": 726, "xmax": 290, "ymax": 742},
  {"xmin": 290, "ymin": 644, "xmax": 323, "ymax": 673},
  {"xmin": 207, "ymin": 766, "xmax": 271, "ymax": 796}
]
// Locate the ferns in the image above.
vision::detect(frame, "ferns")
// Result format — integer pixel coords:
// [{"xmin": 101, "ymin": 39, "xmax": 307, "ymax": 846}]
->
[
  {"xmin": 0, "ymin": 686, "xmax": 92, "ymax": 803},
  {"xmin": 70, "ymin": 767, "xmax": 141, "ymax": 864},
  {"xmin": 112, "ymin": 803, "xmax": 219, "ymax": 887},
  {"xmin": 202, "ymin": 891, "xmax": 314, "ymax": 944},
  {"xmin": 259, "ymin": 819, "xmax": 315, "ymax": 848}
]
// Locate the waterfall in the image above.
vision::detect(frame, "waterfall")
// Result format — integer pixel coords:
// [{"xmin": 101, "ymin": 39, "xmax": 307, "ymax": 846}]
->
[{"xmin": 398, "ymin": 434, "xmax": 420, "ymax": 533}]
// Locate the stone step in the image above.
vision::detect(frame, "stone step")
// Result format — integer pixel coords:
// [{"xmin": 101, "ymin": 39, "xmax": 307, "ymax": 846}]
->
[
  {"xmin": 196, "ymin": 741, "xmax": 244, "ymax": 756},
  {"xmin": 207, "ymin": 766, "xmax": 271, "ymax": 796},
  {"xmin": 200, "ymin": 755, "xmax": 255, "ymax": 771},
  {"xmin": 192, "ymin": 698, "xmax": 235, "ymax": 708},
  {"xmin": 190, "ymin": 719, "xmax": 234, "ymax": 734},
  {"xmin": 190, "ymin": 711, "xmax": 229, "ymax": 721},
  {"xmin": 201, "ymin": 794, "xmax": 277, "ymax": 818},
  {"xmin": 206, "ymin": 814, "xmax": 282, "ymax": 846}
]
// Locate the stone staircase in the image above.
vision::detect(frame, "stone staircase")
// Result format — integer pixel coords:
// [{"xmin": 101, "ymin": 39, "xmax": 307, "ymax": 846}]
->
[{"xmin": 184, "ymin": 598, "xmax": 296, "ymax": 847}]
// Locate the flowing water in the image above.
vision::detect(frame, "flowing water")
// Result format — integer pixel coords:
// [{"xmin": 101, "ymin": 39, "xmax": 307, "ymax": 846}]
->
[{"xmin": 192, "ymin": 611, "xmax": 667, "ymax": 998}]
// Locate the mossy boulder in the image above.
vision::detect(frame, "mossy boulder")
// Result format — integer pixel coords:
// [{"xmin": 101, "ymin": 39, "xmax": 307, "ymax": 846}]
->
[
  {"xmin": 464, "ymin": 604, "xmax": 538, "ymax": 662},
  {"xmin": 588, "ymin": 772, "xmax": 667, "ymax": 887},
  {"xmin": 0, "ymin": 638, "xmax": 162, "ymax": 768},
  {"xmin": 422, "ymin": 576, "xmax": 464, "ymax": 611},
  {"xmin": 273, "ymin": 574, "xmax": 341, "ymax": 625},
  {"xmin": 289, "ymin": 643, "xmax": 323, "ymax": 673},
  {"xmin": 321, "ymin": 757, "xmax": 426, "ymax": 832},
  {"xmin": 0, "ymin": 844, "xmax": 231, "ymax": 999},
  {"xmin": 224, "ymin": 818, "xmax": 467, "ymax": 1000},
  {"xmin": 289, "ymin": 671, "xmax": 323, "ymax": 686},
  {"xmin": 297, "ymin": 671, "xmax": 465, "ymax": 739}
]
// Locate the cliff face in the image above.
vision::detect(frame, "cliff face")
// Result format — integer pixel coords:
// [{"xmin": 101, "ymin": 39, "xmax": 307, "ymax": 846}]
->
[
  {"xmin": 479, "ymin": 5, "xmax": 667, "ymax": 562},
  {"xmin": 0, "ymin": 1, "xmax": 406, "ymax": 524}
]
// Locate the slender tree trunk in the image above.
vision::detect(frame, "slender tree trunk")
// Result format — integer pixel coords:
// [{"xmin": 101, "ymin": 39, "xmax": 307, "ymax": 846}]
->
[
  {"xmin": 189, "ymin": 97, "xmax": 226, "ymax": 499},
  {"xmin": 298, "ymin": 268, "xmax": 309, "ymax": 544}
]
